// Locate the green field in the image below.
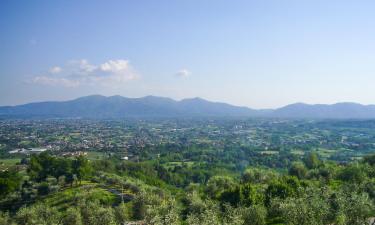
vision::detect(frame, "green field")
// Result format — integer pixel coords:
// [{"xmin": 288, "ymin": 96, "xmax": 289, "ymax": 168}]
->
[
  {"xmin": 164, "ymin": 161, "xmax": 194, "ymax": 169},
  {"xmin": 86, "ymin": 151, "xmax": 107, "ymax": 160},
  {"xmin": 316, "ymin": 148, "xmax": 339, "ymax": 158},
  {"xmin": 42, "ymin": 184, "xmax": 118, "ymax": 211},
  {"xmin": 0, "ymin": 158, "xmax": 21, "ymax": 166},
  {"xmin": 291, "ymin": 149, "xmax": 305, "ymax": 156}
]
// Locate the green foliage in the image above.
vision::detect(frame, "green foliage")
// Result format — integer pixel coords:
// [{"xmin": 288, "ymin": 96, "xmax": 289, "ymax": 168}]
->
[
  {"xmin": 206, "ymin": 176, "xmax": 236, "ymax": 199},
  {"xmin": 186, "ymin": 200, "xmax": 221, "ymax": 225},
  {"xmin": 2, "ymin": 148, "xmax": 375, "ymax": 225},
  {"xmin": 62, "ymin": 207, "xmax": 83, "ymax": 225},
  {"xmin": 0, "ymin": 169, "xmax": 21, "ymax": 198},
  {"xmin": 240, "ymin": 183, "xmax": 264, "ymax": 206},
  {"xmin": 15, "ymin": 204, "xmax": 61, "ymax": 225},
  {"xmin": 337, "ymin": 163, "xmax": 368, "ymax": 183},
  {"xmin": 145, "ymin": 198, "xmax": 181, "ymax": 225},
  {"xmin": 222, "ymin": 204, "xmax": 245, "ymax": 225},
  {"xmin": 132, "ymin": 192, "xmax": 147, "ymax": 220},
  {"xmin": 37, "ymin": 182, "xmax": 50, "ymax": 195},
  {"xmin": 241, "ymin": 168, "xmax": 277, "ymax": 184},
  {"xmin": 28, "ymin": 153, "xmax": 93, "ymax": 186},
  {"xmin": 363, "ymin": 153, "xmax": 375, "ymax": 166},
  {"xmin": 242, "ymin": 205, "xmax": 267, "ymax": 225},
  {"xmin": 114, "ymin": 203, "xmax": 130, "ymax": 225},
  {"xmin": 265, "ymin": 177, "xmax": 300, "ymax": 206},
  {"xmin": 303, "ymin": 152, "xmax": 321, "ymax": 169},
  {"xmin": 278, "ymin": 188, "xmax": 330, "ymax": 225},
  {"xmin": 332, "ymin": 192, "xmax": 374, "ymax": 225},
  {"xmin": 72, "ymin": 156, "xmax": 92, "ymax": 183},
  {"xmin": 219, "ymin": 186, "xmax": 241, "ymax": 206},
  {"xmin": 0, "ymin": 212, "xmax": 12, "ymax": 225},
  {"xmin": 289, "ymin": 162, "xmax": 307, "ymax": 179},
  {"xmin": 78, "ymin": 199, "xmax": 117, "ymax": 225}
]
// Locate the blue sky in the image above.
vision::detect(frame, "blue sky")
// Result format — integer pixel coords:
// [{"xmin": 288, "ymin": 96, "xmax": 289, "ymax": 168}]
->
[{"xmin": 1, "ymin": 0, "xmax": 375, "ymax": 108}]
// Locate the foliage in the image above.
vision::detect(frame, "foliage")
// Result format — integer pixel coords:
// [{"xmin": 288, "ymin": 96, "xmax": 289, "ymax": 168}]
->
[
  {"xmin": 1, "ymin": 146, "xmax": 375, "ymax": 225},
  {"xmin": 0, "ymin": 169, "xmax": 21, "ymax": 198}
]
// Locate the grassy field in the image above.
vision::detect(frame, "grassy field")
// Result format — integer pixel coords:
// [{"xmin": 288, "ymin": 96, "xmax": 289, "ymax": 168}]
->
[
  {"xmin": 0, "ymin": 158, "xmax": 21, "ymax": 166},
  {"xmin": 316, "ymin": 148, "xmax": 339, "ymax": 158},
  {"xmin": 86, "ymin": 151, "xmax": 107, "ymax": 160},
  {"xmin": 42, "ymin": 183, "xmax": 118, "ymax": 211},
  {"xmin": 291, "ymin": 149, "xmax": 305, "ymax": 156},
  {"xmin": 163, "ymin": 161, "xmax": 194, "ymax": 169}
]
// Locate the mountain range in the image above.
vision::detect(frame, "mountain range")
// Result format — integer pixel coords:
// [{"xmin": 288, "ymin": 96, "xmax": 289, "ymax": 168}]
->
[{"xmin": 1, "ymin": 95, "xmax": 375, "ymax": 119}]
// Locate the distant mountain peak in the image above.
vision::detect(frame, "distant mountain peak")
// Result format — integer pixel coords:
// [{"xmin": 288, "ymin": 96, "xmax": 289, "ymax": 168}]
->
[
  {"xmin": 0, "ymin": 95, "xmax": 255, "ymax": 118},
  {"xmin": 180, "ymin": 97, "xmax": 210, "ymax": 103},
  {"xmin": 1, "ymin": 95, "xmax": 375, "ymax": 119}
]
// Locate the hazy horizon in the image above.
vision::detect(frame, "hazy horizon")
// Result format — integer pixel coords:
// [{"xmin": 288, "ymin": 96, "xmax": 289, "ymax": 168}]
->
[
  {"xmin": 2, "ymin": 0, "xmax": 375, "ymax": 108},
  {"xmin": 2, "ymin": 94, "xmax": 375, "ymax": 110}
]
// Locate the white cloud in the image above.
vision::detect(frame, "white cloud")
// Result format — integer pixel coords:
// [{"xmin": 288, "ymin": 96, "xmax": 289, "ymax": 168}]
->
[
  {"xmin": 49, "ymin": 66, "xmax": 62, "ymax": 74},
  {"xmin": 100, "ymin": 60, "xmax": 129, "ymax": 73},
  {"xmin": 175, "ymin": 69, "xmax": 191, "ymax": 78},
  {"xmin": 32, "ymin": 59, "xmax": 139, "ymax": 87}
]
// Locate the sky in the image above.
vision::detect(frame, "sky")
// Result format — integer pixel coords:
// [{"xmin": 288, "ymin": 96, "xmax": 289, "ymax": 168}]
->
[{"xmin": 1, "ymin": 0, "xmax": 375, "ymax": 109}]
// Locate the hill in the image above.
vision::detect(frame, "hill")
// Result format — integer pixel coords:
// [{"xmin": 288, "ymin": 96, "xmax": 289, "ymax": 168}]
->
[
  {"xmin": 2, "ymin": 95, "xmax": 375, "ymax": 119},
  {"xmin": 273, "ymin": 102, "xmax": 375, "ymax": 119},
  {"xmin": 0, "ymin": 95, "xmax": 258, "ymax": 118}
]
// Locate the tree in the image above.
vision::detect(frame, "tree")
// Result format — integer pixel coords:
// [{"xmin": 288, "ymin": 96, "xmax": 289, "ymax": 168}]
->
[
  {"xmin": 132, "ymin": 193, "xmax": 147, "ymax": 220},
  {"xmin": 78, "ymin": 199, "xmax": 116, "ymax": 225},
  {"xmin": 338, "ymin": 164, "xmax": 367, "ymax": 184},
  {"xmin": 265, "ymin": 180, "xmax": 295, "ymax": 206},
  {"xmin": 242, "ymin": 168, "xmax": 277, "ymax": 184},
  {"xmin": 240, "ymin": 183, "xmax": 264, "ymax": 206},
  {"xmin": 181, "ymin": 191, "xmax": 206, "ymax": 219},
  {"xmin": 63, "ymin": 207, "xmax": 82, "ymax": 225},
  {"xmin": 114, "ymin": 203, "xmax": 129, "ymax": 225},
  {"xmin": 242, "ymin": 205, "xmax": 267, "ymax": 225},
  {"xmin": 289, "ymin": 162, "xmax": 307, "ymax": 179},
  {"xmin": 28, "ymin": 154, "xmax": 43, "ymax": 181},
  {"xmin": 15, "ymin": 204, "xmax": 61, "ymax": 225},
  {"xmin": 332, "ymin": 191, "xmax": 374, "ymax": 225},
  {"xmin": 0, "ymin": 169, "xmax": 21, "ymax": 198},
  {"xmin": 304, "ymin": 152, "xmax": 321, "ymax": 169},
  {"xmin": 363, "ymin": 153, "xmax": 375, "ymax": 166},
  {"xmin": 145, "ymin": 198, "xmax": 181, "ymax": 225},
  {"xmin": 186, "ymin": 200, "xmax": 221, "ymax": 225},
  {"xmin": 222, "ymin": 204, "xmax": 245, "ymax": 225},
  {"xmin": 72, "ymin": 156, "xmax": 92, "ymax": 184},
  {"xmin": 220, "ymin": 186, "xmax": 241, "ymax": 206},
  {"xmin": 278, "ymin": 188, "xmax": 330, "ymax": 225},
  {"xmin": 0, "ymin": 212, "xmax": 11, "ymax": 225},
  {"xmin": 54, "ymin": 158, "xmax": 72, "ymax": 179},
  {"xmin": 206, "ymin": 176, "xmax": 236, "ymax": 199},
  {"xmin": 37, "ymin": 182, "xmax": 50, "ymax": 196}
]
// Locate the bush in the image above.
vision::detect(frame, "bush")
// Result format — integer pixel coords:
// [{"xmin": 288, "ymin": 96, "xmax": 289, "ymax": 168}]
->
[
  {"xmin": 114, "ymin": 203, "xmax": 130, "ymax": 224},
  {"xmin": 278, "ymin": 188, "xmax": 330, "ymax": 225},
  {"xmin": 15, "ymin": 204, "xmax": 61, "ymax": 225},
  {"xmin": 78, "ymin": 199, "xmax": 116, "ymax": 225},
  {"xmin": 0, "ymin": 212, "xmax": 12, "ymax": 225},
  {"xmin": 37, "ymin": 182, "xmax": 50, "ymax": 196},
  {"xmin": 242, "ymin": 205, "xmax": 267, "ymax": 225},
  {"xmin": 145, "ymin": 197, "xmax": 181, "ymax": 225},
  {"xmin": 62, "ymin": 207, "xmax": 82, "ymax": 225},
  {"xmin": 132, "ymin": 193, "xmax": 147, "ymax": 220}
]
